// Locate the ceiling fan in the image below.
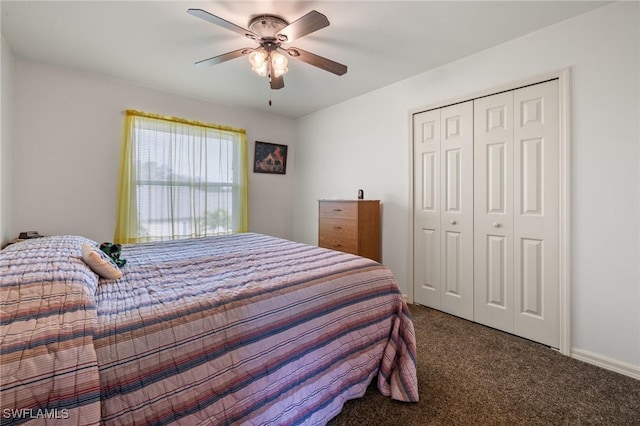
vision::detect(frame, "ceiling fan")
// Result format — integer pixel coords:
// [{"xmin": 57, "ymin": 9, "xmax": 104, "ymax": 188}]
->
[{"xmin": 187, "ymin": 8, "xmax": 348, "ymax": 90}]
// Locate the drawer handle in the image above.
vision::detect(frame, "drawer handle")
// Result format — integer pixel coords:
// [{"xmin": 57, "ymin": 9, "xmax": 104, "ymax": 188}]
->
[
  {"xmin": 333, "ymin": 226, "xmax": 342, "ymax": 230},
  {"xmin": 334, "ymin": 244, "xmax": 342, "ymax": 248},
  {"xmin": 332, "ymin": 208, "xmax": 342, "ymax": 212}
]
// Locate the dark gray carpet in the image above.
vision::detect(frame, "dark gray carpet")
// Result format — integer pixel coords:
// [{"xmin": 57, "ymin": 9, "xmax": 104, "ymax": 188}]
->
[{"xmin": 329, "ymin": 304, "xmax": 640, "ymax": 425}]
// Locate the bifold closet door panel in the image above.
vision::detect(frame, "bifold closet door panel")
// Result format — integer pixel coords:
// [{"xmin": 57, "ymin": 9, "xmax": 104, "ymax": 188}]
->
[
  {"xmin": 513, "ymin": 80, "xmax": 560, "ymax": 348},
  {"xmin": 473, "ymin": 80, "xmax": 560, "ymax": 348},
  {"xmin": 439, "ymin": 101, "xmax": 474, "ymax": 320},
  {"xmin": 474, "ymin": 91, "xmax": 515, "ymax": 334},
  {"xmin": 413, "ymin": 108, "xmax": 442, "ymax": 308}
]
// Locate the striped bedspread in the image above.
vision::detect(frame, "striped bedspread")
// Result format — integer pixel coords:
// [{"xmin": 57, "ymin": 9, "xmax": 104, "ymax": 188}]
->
[
  {"xmin": 0, "ymin": 236, "xmax": 102, "ymax": 426},
  {"xmin": 1, "ymin": 233, "xmax": 418, "ymax": 425}
]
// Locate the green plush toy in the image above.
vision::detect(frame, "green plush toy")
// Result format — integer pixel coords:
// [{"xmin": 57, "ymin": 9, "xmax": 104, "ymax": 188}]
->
[{"xmin": 99, "ymin": 242, "xmax": 127, "ymax": 268}]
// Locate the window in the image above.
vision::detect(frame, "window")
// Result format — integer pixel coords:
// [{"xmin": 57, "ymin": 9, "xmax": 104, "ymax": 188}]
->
[{"xmin": 115, "ymin": 110, "xmax": 248, "ymax": 243}]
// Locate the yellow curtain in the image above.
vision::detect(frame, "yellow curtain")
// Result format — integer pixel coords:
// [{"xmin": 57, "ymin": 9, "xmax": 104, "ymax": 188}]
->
[
  {"xmin": 238, "ymin": 132, "xmax": 249, "ymax": 232},
  {"xmin": 114, "ymin": 114, "xmax": 138, "ymax": 244},
  {"xmin": 114, "ymin": 110, "xmax": 249, "ymax": 244}
]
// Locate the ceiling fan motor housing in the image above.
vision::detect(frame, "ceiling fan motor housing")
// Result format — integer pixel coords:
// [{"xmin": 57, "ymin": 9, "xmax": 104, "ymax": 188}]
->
[{"xmin": 248, "ymin": 15, "xmax": 289, "ymax": 42}]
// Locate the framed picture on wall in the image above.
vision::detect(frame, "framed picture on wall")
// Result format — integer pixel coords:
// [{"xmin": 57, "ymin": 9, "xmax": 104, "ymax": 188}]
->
[{"xmin": 253, "ymin": 141, "xmax": 288, "ymax": 175}]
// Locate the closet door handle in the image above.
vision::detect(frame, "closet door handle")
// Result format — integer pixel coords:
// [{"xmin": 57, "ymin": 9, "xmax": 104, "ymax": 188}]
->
[
  {"xmin": 493, "ymin": 222, "xmax": 502, "ymax": 228},
  {"xmin": 450, "ymin": 220, "xmax": 457, "ymax": 225}
]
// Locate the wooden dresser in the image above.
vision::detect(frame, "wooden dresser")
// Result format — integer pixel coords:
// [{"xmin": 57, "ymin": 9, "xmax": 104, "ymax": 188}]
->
[{"xmin": 318, "ymin": 200, "xmax": 381, "ymax": 262}]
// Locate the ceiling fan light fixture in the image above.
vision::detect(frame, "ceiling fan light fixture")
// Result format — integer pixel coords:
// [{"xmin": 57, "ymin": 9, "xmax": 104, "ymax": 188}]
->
[
  {"xmin": 271, "ymin": 52, "xmax": 288, "ymax": 77},
  {"xmin": 249, "ymin": 50, "xmax": 268, "ymax": 76},
  {"xmin": 253, "ymin": 62, "xmax": 268, "ymax": 77},
  {"xmin": 248, "ymin": 49, "xmax": 288, "ymax": 78},
  {"xmin": 248, "ymin": 49, "xmax": 267, "ymax": 68}
]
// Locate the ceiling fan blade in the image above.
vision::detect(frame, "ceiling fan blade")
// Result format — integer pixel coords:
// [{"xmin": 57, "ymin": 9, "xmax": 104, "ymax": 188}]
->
[
  {"xmin": 270, "ymin": 73, "xmax": 285, "ymax": 90},
  {"xmin": 187, "ymin": 9, "xmax": 260, "ymax": 41},
  {"xmin": 195, "ymin": 48, "xmax": 252, "ymax": 67},
  {"xmin": 281, "ymin": 47, "xmax": 347, "ymax": 76},
  {"xmin": 276, "ymin": 10, "xmax": 330, "ymax": 43}
]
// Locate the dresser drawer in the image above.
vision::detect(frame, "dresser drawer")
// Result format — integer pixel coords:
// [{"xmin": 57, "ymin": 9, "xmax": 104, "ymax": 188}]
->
[
  {"xmin": 319, "ymin": 201, "xmax": 357, "ymax": 220},
  {"xmin": 319, "ymin": 218, "xmax": 357, "ymax": 240},
  {"xmin": 318, "ymin": 235, "xmax": 358, "ymax": 254}
]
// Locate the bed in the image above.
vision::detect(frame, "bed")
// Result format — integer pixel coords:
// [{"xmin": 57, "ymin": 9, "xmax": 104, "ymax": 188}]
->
[{"xmin": 1, "ymin": 233, "xmax": 418, "ymax": 425}]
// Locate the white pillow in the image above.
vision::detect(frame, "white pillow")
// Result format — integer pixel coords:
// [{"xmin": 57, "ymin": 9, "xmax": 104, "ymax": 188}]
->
[{"xmin": 81, "ymin": 243, "xmax": 122, "ymax": 279}]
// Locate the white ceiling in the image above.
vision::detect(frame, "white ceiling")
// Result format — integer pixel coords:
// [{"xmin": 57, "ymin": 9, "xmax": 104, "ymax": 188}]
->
[{"xmin": 1, "ymin": 1, "xmax": 607, "ymax": 118}]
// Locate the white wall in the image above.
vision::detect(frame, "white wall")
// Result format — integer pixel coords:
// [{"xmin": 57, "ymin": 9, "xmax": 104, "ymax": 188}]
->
[
  {"xmin": 0, "ymin": 35, "xmax": 14, "ymax": 247},
  {"xmin": 294, "ymin": 2, "xmax": 640, "ymax": 372},
  {"xmin": 12, "ymin": 60, "xmax": 296, "ymax": 243}
]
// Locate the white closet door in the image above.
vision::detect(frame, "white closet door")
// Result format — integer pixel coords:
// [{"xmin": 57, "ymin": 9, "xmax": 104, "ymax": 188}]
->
[
  {"xmin": 413, "ymin": 108, "xmax": 441, "ymax": 307},
  {"xmin": 474, "ymin": 91, "xmax": 515, "ymax": 333},
  {"xmin": 439, "ymin": 101, "xmax": 474, "ymax": 320},
  {"xmin": 414, "ymin": 80, "xmax": 561, "ymax": 348},
  {"xmin": 513, "ymin": 80, "xmax": 559, "ymax": 348},
  {"xmin": 473, "ymin": 80, "xmax": 560, "ymax": 348}
]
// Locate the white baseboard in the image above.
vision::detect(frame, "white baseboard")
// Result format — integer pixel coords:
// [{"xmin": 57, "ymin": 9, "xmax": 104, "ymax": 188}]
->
[{"xmin": 571, "ymin": 348, "xmax": 640, "ymax": 380}]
